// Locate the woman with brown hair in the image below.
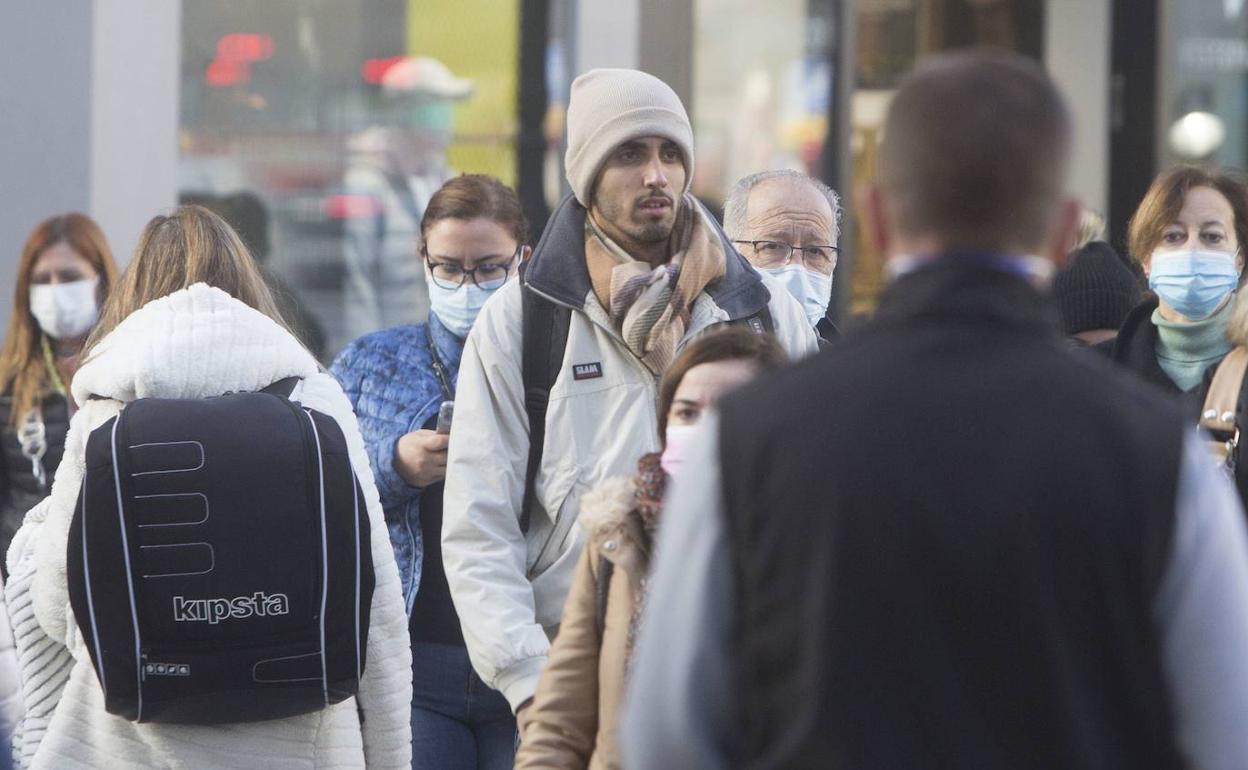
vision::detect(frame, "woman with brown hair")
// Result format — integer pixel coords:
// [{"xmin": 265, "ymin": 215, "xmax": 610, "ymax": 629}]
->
[
  {"xmin": 331, "ymin": 174, "xmax": 531, "ymax": 770},
  {"xmin": 1109, "ymin": 165, "xmax": 1248, "ymax": 394},
  {"xmin": 0, "ymin": 213, "xmax": 118, "ymax": 565},
  {"xmin": 514, "ymin": 325, "xmax": 787, "ymax": 770},
  {"xmin": 4, "ymin": 205, "xmax": 412, "ymax": 768}
]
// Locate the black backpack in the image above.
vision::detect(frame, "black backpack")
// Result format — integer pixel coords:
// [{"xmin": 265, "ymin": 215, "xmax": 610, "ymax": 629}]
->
[{"xmin": 66, "ymin": 378, "xmax": 374, "ymax": 725}]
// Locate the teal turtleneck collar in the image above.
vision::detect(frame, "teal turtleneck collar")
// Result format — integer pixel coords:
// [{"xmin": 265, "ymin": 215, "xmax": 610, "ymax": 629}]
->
[{"xmin": 1152, "ymin": 297, "xmax": 1235, "ymax": 391}]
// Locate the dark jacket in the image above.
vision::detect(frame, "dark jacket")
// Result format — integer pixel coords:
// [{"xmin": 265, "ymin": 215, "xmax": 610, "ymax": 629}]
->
[
  {"xmin": 0, "ymin": 390, "xmax": 68, "ymax": 567},
  {"xmin": 1108, "ymin": 292, "xmax": 1238, "ymax": 410},
  {"xmin": 815, "ymin": 315, "xmax": 840, "ymax": 347},
  {"xmin": 1108, "ymin": 294, "xmax": 1187, "ymax": 396},
  {"xmin": 718, "ymin": 259, "xmax": 1187, "ymax": 769}
]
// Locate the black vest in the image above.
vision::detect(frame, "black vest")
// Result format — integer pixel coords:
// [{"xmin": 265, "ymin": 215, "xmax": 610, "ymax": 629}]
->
[{"xmin": 719, "ymin": 261, "xmax": 1186, "ymax": 769}]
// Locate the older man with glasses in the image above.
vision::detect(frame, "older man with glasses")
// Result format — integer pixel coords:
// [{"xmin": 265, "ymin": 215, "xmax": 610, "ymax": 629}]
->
[{"xmin": 723, "ymin": 169, "xmax": 843, "ymax": 343}]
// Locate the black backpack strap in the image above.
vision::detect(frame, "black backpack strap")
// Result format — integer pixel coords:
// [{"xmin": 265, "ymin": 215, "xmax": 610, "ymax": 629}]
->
[
  {"xmin": 595, "ymin": 556, "xmax": 614, "ymax": 640},
  {"xmin": 519, "ymin": 264, "xmax": 572, "ymax": 535},
  {"xmin": 262, "ymin": 377, "xmax": 301, "ymax": 399},
  {"xmin": 755, "ymin": 307, "xmax": 774, "ymax": 334},
  {"xmin": 735, "ymin": 307, "xmax": 774, "ymax": 336}
]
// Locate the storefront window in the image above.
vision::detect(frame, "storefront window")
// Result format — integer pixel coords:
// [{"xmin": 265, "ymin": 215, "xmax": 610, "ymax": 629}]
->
[
  {"xmin": 1160, "ymin": 0, "xmax": 1248, "ymax": 170},
  {"xmin": 849, "ymin": 0, "xmax": 1043, "ymax": 315},
  {"xmin": 691, "ymin": 0, "xmax": 839, "ymax": 213},
  {"xmin": 178, "ymin": 0, "xmax": 528, "ymax": 360}
]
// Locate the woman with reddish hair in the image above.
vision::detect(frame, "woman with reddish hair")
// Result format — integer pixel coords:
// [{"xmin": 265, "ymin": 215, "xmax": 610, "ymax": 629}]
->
[
  {"xmin": 1109, "ymin": 165, "xmax": 1248, "ymax": 394},
  {"xmin": 0, "ymin": 213, "xmax": 118, "ymax": 565}
]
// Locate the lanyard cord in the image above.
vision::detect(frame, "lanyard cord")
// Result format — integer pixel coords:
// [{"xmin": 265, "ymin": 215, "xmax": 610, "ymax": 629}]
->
[
  {"xmin": 40, "ymin": 336, "xmax": 68, "ymax": 398},
  {"xmin": 427, "ymin": 334, "xmax": 455, "ymax": 400}
]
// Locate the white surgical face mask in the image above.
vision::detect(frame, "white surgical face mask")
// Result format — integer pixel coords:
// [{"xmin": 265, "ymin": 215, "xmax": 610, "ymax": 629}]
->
[
  {"xmin": 763, "ymin": 265, "xmax": 833, "ymax": 327},
  {"xmin": 425, "ymin": 266, "xmax": 509, "ymax": 339},
  {"xmin": 29, "ymin": 277, "xmax": 100, "ymax": 340}
]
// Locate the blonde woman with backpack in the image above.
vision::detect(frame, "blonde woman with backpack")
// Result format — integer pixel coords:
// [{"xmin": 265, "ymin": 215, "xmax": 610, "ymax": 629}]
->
[{"xmin": 5, "ymin": 206, "xmax": 411, "ymax": 769}]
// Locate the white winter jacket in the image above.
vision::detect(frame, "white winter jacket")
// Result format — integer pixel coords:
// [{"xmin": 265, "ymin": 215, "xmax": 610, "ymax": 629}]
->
[
  {"xmin": 442, "ymin": 196, "xmax": 818, "ymax": 712},
  {"xmin": 0, "ymin": 573, "xmax": 22, "ymax": 750},
  {"xmin": 4, "ymin": 284, "xmax": 412, "ymax": 769}
]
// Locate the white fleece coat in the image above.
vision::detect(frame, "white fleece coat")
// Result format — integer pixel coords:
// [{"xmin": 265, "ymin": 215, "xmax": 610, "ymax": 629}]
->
[
  {"xmin": 4, "ymin": 284, "xmax": 411, "ymax": 769},
  {"xmin": 0, "ymin": 573, "xmax": 22, "ymax": 749}
]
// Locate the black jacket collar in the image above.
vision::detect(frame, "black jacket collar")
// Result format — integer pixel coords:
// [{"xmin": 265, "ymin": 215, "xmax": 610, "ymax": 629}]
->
[
  {"xmin": 871, "ymin": 256, "xmax": 1061, "ymax": 338},
  {"xmin": 815, "ymin": 315, "xmax": 840, "ymax": 347},
  {"xmin": 1108, "ymin": 294, "xmax": 1183, "ymax": 395},
  {"xmin": 523, "ymin": 194, "xmax": 773, "ymax": 321}
]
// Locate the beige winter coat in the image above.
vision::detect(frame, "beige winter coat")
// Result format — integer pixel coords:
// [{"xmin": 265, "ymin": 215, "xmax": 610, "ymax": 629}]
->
[{"xmin": 514, "ymin": 471, "xmax": 656, "ymax": 770}]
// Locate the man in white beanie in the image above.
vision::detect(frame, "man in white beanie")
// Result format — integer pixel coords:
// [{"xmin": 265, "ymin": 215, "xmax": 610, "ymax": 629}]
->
[{"xmin": 441, "ymin": 68, "xmax": 817, "ymax": 728}]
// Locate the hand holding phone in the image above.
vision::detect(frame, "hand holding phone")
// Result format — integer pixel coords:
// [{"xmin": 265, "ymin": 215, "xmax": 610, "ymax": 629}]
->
[{"xmin": 395, "ymin": 429, "xmax": 449, "ymax": 487}]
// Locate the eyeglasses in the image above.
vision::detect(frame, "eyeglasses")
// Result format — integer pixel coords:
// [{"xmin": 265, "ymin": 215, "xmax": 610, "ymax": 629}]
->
[
  {"xmin": 425, "ymin": 247, "xmax": 521, "ymax": 290},
  {"xmin": 733, "ymin": 240, "xmax": 839, "ymax": 275}
]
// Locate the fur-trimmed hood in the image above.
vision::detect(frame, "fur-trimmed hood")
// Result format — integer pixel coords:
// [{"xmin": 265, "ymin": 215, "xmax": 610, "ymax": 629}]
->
[
  {"xmin": 576, "ymin": 475, "xmax": 652, "ymax": 580},
  {"xmin": 575, "ymin": 476, "xmax": 636, "ymax": 540}
]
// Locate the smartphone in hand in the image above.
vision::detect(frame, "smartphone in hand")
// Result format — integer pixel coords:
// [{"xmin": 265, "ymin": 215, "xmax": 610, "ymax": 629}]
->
[{"xmin": 435, "ymin": 401, "xmax": 455, "ymax": 434}]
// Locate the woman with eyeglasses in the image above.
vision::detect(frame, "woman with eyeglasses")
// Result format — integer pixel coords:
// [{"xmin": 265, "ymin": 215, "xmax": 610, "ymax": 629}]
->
[{"xmin": 331, "ymin": 174, "xmax": 530, "ymax": 770}]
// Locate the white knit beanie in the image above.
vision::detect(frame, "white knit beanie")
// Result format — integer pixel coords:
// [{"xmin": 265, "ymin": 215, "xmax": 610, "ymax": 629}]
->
[{"xmin": 564, "ymin": 68, "xmax": 694, "ymax": 207}]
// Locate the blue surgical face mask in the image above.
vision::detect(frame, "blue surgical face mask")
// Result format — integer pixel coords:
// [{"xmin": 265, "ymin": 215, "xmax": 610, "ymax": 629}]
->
[
  {"xmin": 1148, "ymin": 248, "xmax": 1240, "ymax": 319},
  {"xmin": 762, "ymin": 265, "xmax": 833, "ymax": 326},
  {"xmin": 426, "ymin": 269, "xmax": 503, "ymax": 338}
]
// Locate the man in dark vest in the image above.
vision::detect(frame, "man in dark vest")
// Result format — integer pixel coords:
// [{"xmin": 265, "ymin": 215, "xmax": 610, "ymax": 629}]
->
[{"xmin": 621, "ymin": 51, "xmax": 1248, "ymax": 770}]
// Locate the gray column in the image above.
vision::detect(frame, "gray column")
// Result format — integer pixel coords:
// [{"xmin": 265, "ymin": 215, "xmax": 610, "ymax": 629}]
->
[
  {"xmin": 0, "ymin": 0, "xmax": 179, "ymax": 330},
  {"xmin": 575, "ymin": 0, "xmax": 640, "ymax": 72},
  {"xmin": 640, "ymin": 0, "xmax": 694, "ymax": 112},
  {"xmin": 0, "ymin": 1, "xmax": 93, "ymax": 328},
  {"xmin": 90, "ymin": 0, "xmax": 181, "ymax": 267},
  {"xmin": 1046, "ymin": 0, "xmax": 1112, "ymax": 216}
]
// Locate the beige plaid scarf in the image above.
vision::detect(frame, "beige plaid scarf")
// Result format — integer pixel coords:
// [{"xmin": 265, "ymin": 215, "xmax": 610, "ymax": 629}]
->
[{"xmin": 585, "ymin": 196, "xmax": 727, "ymax": 374}]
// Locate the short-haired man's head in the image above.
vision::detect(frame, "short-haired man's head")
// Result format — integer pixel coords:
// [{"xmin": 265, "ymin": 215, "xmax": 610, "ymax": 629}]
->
[
  {"xmin": 722, "ymin": 170, "xmax": 842, "ymax": 243},
  {"xmin": 878, "ymin": 50, "xmax": 1071, "ymax": 255},
  {"xmin": 1127, "ymin": 165, "xmax": 1248, "ymax": 265}
]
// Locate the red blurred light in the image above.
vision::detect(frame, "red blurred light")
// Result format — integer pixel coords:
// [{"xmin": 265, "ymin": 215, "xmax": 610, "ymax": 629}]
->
[
  {"xmin": 205, "ymin": 58, "xmax": 251, "ymax": 87},
  {"xmin": 361, "ymin": 56, "xmax": 405, "ymax": 85},
  {"xmin": 323, "ymin": 194, "xmax": 385, "ymax": 220},
  {"xmin": 218, "ymin": 33, "xmax": 274, "ymax": 63}
]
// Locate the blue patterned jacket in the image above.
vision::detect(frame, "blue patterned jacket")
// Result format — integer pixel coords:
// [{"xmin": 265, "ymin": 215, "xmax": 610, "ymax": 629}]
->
[{"xmin": 330, "ymin": 312, "xmax": 463, "ymax": 614}]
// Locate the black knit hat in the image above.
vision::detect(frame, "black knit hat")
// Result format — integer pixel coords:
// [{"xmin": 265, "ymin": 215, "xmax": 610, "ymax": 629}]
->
[{"xmin": 1053, "ymin": 241, "xmax": 1143, "ymax": 335}]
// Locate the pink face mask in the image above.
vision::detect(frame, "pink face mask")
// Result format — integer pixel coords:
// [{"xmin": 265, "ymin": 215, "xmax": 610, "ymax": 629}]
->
[{"xmin": 660, "ymin": 424, "xmax": 700, "ymax": 478}]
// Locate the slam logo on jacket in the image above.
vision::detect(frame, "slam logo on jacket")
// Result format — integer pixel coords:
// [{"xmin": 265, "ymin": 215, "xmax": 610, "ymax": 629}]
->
[
  {"xmin": 173, "ymin": 592, "xmax": 290, "ymax": 624},
  {"xmin": 573, "ymin": 362, "xmax": 603, "ymax": 381}
]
